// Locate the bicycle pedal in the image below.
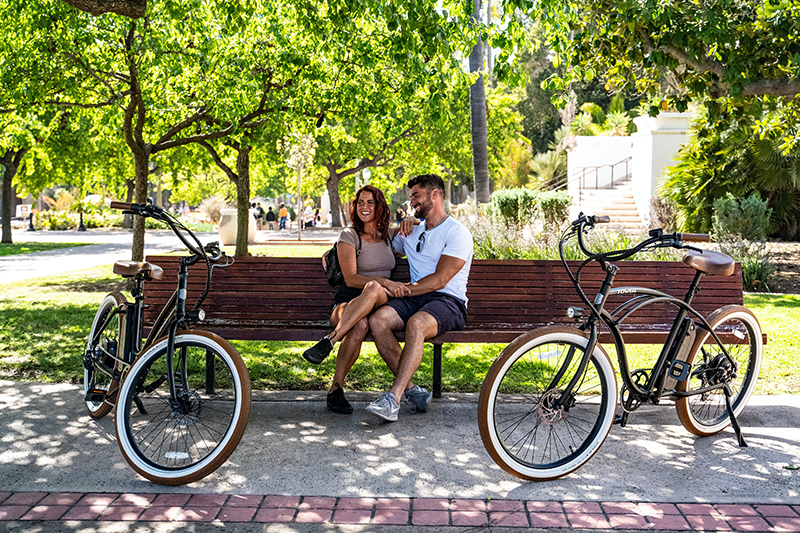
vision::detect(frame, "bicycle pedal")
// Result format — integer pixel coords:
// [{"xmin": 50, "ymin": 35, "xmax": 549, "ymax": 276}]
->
[{"xmin": 85, "ymin": 389, "xmax": 107, "ymax": 403}]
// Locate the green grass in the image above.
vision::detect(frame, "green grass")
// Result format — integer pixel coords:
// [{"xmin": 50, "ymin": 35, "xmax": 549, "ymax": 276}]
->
[
  {"xmin": 0, "ymin": 242, "xmax": 92, "ymax": 257},
  {"xmin": 0, "ymin": 261, "xmax": 796, "ymax": 394}
]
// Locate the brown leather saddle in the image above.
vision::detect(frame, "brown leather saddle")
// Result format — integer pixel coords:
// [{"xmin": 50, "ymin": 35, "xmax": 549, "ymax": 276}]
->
[
  {"xmin": 113, "ymin": 260, "xmax": 164, "ymax": 280},
  {"xmin": 682, "ymin": 249, "xmax": 735, "ymax": 277}
]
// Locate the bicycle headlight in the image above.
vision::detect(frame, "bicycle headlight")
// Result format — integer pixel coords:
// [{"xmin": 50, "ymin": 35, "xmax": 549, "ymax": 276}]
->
[{"xmin": 567, "ymin": 306, "xmax": 584, "ymax": 319}]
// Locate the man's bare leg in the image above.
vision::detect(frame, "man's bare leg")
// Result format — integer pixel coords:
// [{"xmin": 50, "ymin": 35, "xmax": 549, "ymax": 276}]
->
[
  {"xmin": 388, "ymin": 311, "xmax": 438, "ymax": 402},
  {"xmin": 368, "ymin": 305, "xmax": 405, "ymax": 376}
]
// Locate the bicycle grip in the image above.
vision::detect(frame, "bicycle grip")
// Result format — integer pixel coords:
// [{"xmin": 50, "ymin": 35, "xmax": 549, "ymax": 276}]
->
[
  {"xmin": 593, "ymin": 215, "xmax": 611, "ymax": 224},
  {"xmin": 677, "ymin": 233, "xmax": 710, "ymax": 242},
  {"xmin": 110, "ymin": 201, "xmax": 132, "ymax": 211}
]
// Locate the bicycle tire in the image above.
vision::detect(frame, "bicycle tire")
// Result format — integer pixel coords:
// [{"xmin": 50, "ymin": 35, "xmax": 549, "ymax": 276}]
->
[
  {"xmin": 478, "ymin": 326, "xmax": 618, "ymax": 481},
  {"xmin": 115, "ymin": 330, "xmax": 251, "ymax": 485},
  {"xmin": 84, "ymin": 292, "xmax": 127, "ymax": 418},
  {"xmin": 676, "ymin": 305, "xmax": 763, "ymax": 436}
]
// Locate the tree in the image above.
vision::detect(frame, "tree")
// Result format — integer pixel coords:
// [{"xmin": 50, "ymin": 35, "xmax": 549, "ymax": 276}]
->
[
  {"xmin": 536, "ymin": 0, "xmax": 800, "ymax": 148},
  {"xmin": 469, "ymin": 0, "xmax": 491, "ymax": 203}
]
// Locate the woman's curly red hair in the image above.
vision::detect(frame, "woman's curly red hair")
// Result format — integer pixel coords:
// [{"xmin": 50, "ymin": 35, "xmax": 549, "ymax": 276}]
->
[{"xmin": 350, "ymin": 184, "xmax": 391, "ymax": 242}]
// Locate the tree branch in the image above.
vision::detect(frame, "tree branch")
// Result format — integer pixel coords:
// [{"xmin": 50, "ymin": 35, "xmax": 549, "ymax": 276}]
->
[
  {"xmin": 60, "ymin": 0, "xmax": 146, "ymax": 19},
  {"xmin": 198, "ymin": 140, "xmax": 237, "ymax": 182}
]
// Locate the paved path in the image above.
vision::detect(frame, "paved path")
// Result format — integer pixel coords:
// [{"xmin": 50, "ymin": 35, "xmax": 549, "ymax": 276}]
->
[
  {"xmin": 1, "ymin": 227, "xmax": 338, "ymax": 284},
  {"xmin": 0, "ymin": 381, "xmax": 799, "ymax": 531}
]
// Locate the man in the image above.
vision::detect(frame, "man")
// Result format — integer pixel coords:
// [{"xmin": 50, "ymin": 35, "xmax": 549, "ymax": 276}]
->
[
  {"xmin": 265, "ymin": 205, "xmax": 277, "ymax": 230},
  {"xmin": 366, "ymin": 174, "xmax": 473, "ymax": 422},
  {"xmin": 278, "ymin": 203, "xmax": 288, "ymax": 230}
]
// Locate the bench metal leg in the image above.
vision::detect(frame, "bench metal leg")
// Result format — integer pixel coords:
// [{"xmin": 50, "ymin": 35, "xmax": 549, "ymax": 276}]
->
[{"xmin": 433, "ymin": 344, "xmax": 442, "ymax": 398}]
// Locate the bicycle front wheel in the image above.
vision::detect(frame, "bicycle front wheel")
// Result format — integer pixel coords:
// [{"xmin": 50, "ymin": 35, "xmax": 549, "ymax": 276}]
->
[
  {"xmin": 115, "ymin": 330, "xmax": 251, "ymax": 485},
  {"xmin": 676, "ymin": 305, "xmax": 763, "ymax": 436},
  {"xmin": 84, "ymin": 292, "xmax": 127, "ymax": 418},
  {"xmin": 478, "ymin": 326, "xmax": 618, "ymax": 481}
]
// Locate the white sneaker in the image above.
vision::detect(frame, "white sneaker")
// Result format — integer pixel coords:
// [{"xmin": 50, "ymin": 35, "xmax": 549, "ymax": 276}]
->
[{"xmin": 365, "ymin": 392, "xmax": 399, "ymax": 422}]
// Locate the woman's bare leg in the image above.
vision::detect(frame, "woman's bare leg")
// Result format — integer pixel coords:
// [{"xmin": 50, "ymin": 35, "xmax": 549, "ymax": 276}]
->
[
  {"xmin": 327, "ymin": 281, "xmax": 387, "ymax": 343},
  {"xmin": 329, "ymin": 317, "xmax": 369, "ymax": 392}
]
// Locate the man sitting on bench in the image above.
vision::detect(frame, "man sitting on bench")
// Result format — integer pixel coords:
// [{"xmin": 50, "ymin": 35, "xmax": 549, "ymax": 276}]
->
[{"xmin": 366, "ymin": 174, "xmax": 474, "ymax": 422}]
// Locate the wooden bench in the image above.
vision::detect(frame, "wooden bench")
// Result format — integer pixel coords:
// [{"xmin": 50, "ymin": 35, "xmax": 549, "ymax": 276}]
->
[{"xmin": 143, "ymin": 256, "xmax": 747, "ymax": 397}]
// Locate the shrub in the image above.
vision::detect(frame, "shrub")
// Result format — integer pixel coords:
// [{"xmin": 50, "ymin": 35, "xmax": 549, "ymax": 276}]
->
[
  {"xmin": 35, "ymin": 211, "xmax": 76, "ymax": 230},
  {"xmin": 490, "ymin": 188, "xmax": 538, "ymax": 226},
  {"xmin": 199, "ymin": 196, "xmax": 228, "ymax": 223},
  {"xmin": 712, "ymin": 193, "xmax": 774, "ymax": 292},
  {"xmin": 538, "ymin": 190, "xmax": 572, "ymax": 228},
  {"xmin": 712, "ymin": 193, "xmax": 771, "ymax": 242}
]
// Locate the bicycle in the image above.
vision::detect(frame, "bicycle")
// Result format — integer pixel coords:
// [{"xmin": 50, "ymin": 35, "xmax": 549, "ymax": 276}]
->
[
  {"xmin": 83, "ymin": 200, "xmax": 251, "ymax": 486},
  {"xmin": 478, "ymin": 213, "xmax": 763, "ymax": 481}
]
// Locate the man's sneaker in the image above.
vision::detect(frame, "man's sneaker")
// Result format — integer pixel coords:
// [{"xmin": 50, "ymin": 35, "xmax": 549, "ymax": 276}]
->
[
  {"xmin": 365, "ymin": 392, "xmax": 399, "ymax": 422},
  {"xmin": 327, "ymin": 385, "xmax": 353, "ymax": 414},
  {"xmin": 303, "ymin": 337, "xmax": 333, "ymax": 365},
  {"xmin": 404, "ymin": 385, "xmax": 433, "ymax": 413}
]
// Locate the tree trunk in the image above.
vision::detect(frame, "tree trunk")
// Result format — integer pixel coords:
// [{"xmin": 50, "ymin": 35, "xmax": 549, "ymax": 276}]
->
[
  {"xmin": 234, "ymin": 145, "xmax": 252, "ymax": 257},
  {"xmin": 469, "ymin": 0, "xmax": 491, "ymax": 204},
  {"xmin": 131, "ymin": 150, "xmax": 149, "ymax": 262},
  {"xmin": 326, "ymin": 168, "xmax": 343, "ymax": 228},
  {"xmin": 444, "ymin": 177, "xmax": 452, "ymax": 213},
  {"xmin": 122, "ymin": 177, "xmax": 135, "ymax": 229},
  {"xmin": 1, "ymin": 165, "xmax": 15, "ymax": 244},
  {"xmin": 0, "ymin": 149, "xmax": 29, "ymax": 244}
]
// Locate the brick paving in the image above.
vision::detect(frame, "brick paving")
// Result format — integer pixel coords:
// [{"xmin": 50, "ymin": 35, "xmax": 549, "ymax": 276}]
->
[{"xmin": 0, "ymin": 491, "xmax": 798, "ymax": 529}]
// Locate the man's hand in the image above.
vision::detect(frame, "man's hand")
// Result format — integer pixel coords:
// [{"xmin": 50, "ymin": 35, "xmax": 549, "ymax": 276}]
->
[
  {"xmin": 399, "ymin": 216, "xmax": 419, "ymax": 237},
  {"xmin": 382, "ymin": 279, "xmax": 412, "ymax": 298}
]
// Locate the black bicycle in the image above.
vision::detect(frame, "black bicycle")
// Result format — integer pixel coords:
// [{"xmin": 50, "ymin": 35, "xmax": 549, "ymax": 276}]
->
[
  {"xmin": 83, "ymin": 200, "xmax": 251, "ymax": 485},
  {"xmin": 478, "ymin": 213, "xmax": 763, "ymax": 480}
]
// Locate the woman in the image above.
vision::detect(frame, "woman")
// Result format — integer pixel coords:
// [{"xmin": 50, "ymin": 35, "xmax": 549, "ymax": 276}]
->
[{"xmin": 302, "ymin": 185, "xmax": 412, "ymax": 414}]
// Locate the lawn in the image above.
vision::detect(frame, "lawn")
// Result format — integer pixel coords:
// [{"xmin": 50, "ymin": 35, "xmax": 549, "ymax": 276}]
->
[
  {"xmin": 0, "ymin": 262, "xmax": 796, "ymax": 394},
  {"xmin": 0, "ymin": 242, "xmax": 92, "ymax": 256}
]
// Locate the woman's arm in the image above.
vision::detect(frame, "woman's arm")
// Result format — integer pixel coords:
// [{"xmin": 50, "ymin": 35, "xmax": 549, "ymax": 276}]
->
[{"xmin": 338, "ymin": 241, "xmax": 411, "ymax": 297}]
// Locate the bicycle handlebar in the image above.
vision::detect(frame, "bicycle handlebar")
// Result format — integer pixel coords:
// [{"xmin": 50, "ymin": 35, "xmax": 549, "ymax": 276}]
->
[
  {"xmin": 109, "ymin": 201, "xmax": 132, "ymax": 211},
  {"xmin": 110, "ymin": 200, "xmax": 218, "ymax": 261},
  {"xmin": 676, "ymin": 233, "xmax": 710, "ymax": 242},
  {"xmin": 568, "ymin": 213, "xmax": 711, "ymax": 263}
]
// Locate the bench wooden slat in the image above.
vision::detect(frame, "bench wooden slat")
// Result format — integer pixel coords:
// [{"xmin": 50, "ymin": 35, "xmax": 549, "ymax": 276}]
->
[{"xmin": 143, "ymin": 255, "xmax": 749, "ymax": 397}]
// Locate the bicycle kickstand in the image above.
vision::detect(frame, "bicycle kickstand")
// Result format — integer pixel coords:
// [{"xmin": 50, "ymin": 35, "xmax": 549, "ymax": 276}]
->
[{"xmin": 723, "ymin": 385, "xmax": 748, "ymax": 447}]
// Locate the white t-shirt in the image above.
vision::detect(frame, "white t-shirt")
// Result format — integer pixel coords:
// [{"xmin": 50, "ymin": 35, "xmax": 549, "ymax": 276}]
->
[{"xmin": 392, "ymin": 216, "xmax": 473, "ymax": 304}]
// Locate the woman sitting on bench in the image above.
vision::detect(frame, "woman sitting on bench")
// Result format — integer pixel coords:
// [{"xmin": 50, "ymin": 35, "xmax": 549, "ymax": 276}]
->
[{"xmin": 302, "ymin": 185, "xmax": 413, "ymax": 414}]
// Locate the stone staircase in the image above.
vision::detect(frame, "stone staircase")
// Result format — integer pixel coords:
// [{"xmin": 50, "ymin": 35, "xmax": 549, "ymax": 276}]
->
[{"xmin": 573, "ymin": 180, "xmax": 645, "ymax": 234}]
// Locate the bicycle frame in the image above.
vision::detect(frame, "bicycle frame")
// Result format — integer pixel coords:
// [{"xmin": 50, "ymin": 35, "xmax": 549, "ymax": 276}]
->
[
  {"xmin": 552, "ymin": 219, "xmax": 739, "ymax": 411},
  {"xmin": 89, "ymin": 200, "xmax": 223, "ymax": 406}
]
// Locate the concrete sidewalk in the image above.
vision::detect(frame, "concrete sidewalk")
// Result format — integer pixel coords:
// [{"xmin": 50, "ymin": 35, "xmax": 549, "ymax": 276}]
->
[
  {"xmin": 0, "ymin": 381, "xmax": 799, "ymax": 531},
  {"xmin": 2, "ymin": 227, "xmax": 338, "ymax": 284}
]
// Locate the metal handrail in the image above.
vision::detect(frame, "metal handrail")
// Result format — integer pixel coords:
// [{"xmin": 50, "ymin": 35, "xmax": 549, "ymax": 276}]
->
[{"xmin": 539, "ymin": 156, "xmax": 633, "ymax": 192}]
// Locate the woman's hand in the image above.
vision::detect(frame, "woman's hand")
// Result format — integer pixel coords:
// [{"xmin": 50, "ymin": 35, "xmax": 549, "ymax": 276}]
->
[
  {"xmin": 381, "ymin": 279, "xmax": 412, "ymax": 298},
  {"xmin": 398, "ymin": 216, "xmax": 419, "ymax": 237}
]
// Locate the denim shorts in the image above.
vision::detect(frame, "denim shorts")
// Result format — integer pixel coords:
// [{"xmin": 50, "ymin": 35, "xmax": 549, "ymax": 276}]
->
[{"xmin": 386, "ymin": 292, "xmax": 467, "ymax": 336}]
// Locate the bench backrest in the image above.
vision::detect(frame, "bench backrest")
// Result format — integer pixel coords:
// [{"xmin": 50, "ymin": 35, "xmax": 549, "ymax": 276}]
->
[{"xmin": 143, "ymin": 255, "xmax": 743, "ymax": 342}]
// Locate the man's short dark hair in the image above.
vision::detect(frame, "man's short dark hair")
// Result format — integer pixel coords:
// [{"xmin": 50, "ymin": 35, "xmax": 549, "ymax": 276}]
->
[{"xmin": 408, "ymin": 174, "xmax": 445, "ymax": 195}]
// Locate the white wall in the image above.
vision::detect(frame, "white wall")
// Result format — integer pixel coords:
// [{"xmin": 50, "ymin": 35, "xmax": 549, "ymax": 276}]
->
[{"xmin": 631, "ymin": 113, "xmax": 693, "ymax": 220}]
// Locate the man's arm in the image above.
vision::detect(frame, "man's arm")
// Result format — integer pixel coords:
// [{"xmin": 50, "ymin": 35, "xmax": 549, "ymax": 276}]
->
[{"xmin": 406, "ymin": 255, "xmax": 466, "ymax": 296}]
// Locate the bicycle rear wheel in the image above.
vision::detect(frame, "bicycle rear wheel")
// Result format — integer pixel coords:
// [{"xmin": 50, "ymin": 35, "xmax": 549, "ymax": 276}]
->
[
  {"xmin": 676, "ymin": 305, "xmax": 763, "ymax": 436},
  {"xmin": 115, "ymin": 330, "xmax": 251, "ymax": 485},
  {"xmin": 478, "ymin": 326, "xmax": 618, "ymax": 481},
  {"xmin": 84, "ymin": 292, "xmax": 126, "ymax": 418}
]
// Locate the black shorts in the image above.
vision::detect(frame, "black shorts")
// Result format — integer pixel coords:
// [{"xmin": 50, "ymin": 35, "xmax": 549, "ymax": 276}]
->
[
  {"xmin": 385, "ymin": 292, "xmax": 467, "ymax": 337},
  {"xmin": 329, "ymin": 285, "xmax": 363, "ymax": 317}
]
